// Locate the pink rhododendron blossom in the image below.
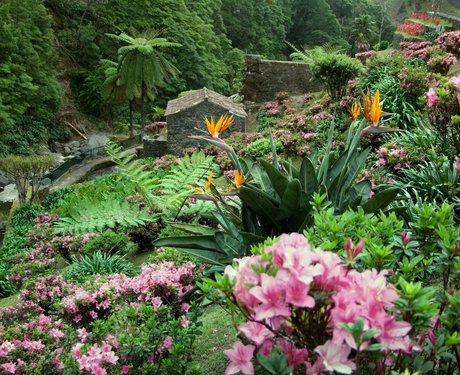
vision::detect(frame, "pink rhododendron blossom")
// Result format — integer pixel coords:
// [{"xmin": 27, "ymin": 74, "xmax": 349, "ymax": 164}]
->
[
  {"xmin": 279, "ymin": 339, "xmax": 309, "ymax": 366},
  {"xmin": 238, "ymin": 322, "xmax": 274, "ymax": 346},
  {"xmin": 314, "ymin": 341, "xmax": 355, "ymax": 374},
  {"xmin": 0, "ymin": 341, "xmax": 15, "ymax": 358},
  {"xmin": 450, "ymin": 76, "xmax": 460, "ymax": 90},
  {"xmin": 224, "ymin": 342, "xmax": 255, "ymax": 375},
  {"xmin": 250, "ymin": 274, "xmax": 291, "ymax": 321},
  {"xmin": 425, "ymin": 87, "xmax": 438, "ymax": 107},
  {"xmin": 222, "ymin": 233, "xmax": 412, "ymax": 373},
  {"xmin": 1, "ymin": 362, "xmax": 16, "ymax": 374}
]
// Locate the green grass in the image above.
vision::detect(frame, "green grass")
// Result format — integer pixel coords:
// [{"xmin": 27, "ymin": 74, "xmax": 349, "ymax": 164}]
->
[
  {"xmin": 449, "ymin": 61, "xmax": 460, "ymax": 77},
  {"xmin": 0, "ymin": 294, "xmax": 18, "ymax": 308},
  {"xmin": 194, "ymin": 304, "xmax": 237, "ymax": 374}
]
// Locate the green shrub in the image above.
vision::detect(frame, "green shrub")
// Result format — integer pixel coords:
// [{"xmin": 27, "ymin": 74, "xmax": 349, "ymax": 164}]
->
[
  {"xmin": 0, "ymin": 226, "xmax": 31, "ymax": 258},
  {"xmin": 246, "ymin": 138, "xmax": 283, "ymax": 159},
  {"xmin": 64, "ymin": 251, "xmax": 138, "ymax": 283},
  {"xmin": 150, "ymin": 226, "xmax": 198, "ymax": 265},
  {"xmin": 150, "ymin": 247, "xmax": 197, "ymax": 266},
  {"xmin": 82, "ymin": 230, "xmax": 137, "ymax": 256},
  {"xmin": 42, "ymin": 187, "xmax": 73, "ymax": 210},
  {"xmin": 311, "ymin": 52, "xmax": 363, "ymax": 99},
  {"xmin": 0, "ymin": 261, "xmax": 16, "ymax": 298},
  {"xmin": 373, "ymin": 40, "xmax": 390, "ymax": 51},
  {"xmin": 10, "ymin": 203, "xmax": 43, "ymax": 228}
]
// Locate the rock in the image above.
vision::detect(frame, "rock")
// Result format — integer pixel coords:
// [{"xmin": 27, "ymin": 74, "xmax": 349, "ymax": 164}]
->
[
  {"xmin": 0, "ymin": 172, "xmax": 13, "ymax": 191},
  {"xmin": 63, "ymin": 146, "xmax": 71, "ymax": 155},
  {"xmin": 67, "ymin": 140, "xmax": 81, "ymax": 150},
  {"xmin": 41, "ymin": 178, "xmax": 52, "ymax": 187},
  {"xmin": 0, "ymin": 184, "xmax": 18, "ymax": 203}
]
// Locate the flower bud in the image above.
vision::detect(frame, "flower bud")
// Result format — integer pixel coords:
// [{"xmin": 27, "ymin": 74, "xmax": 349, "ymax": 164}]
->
[
  {"xmin": 354, "ymin": 239, "xmax": 365, "ymax": 257},
  {"xmin": 427, "ymin": 328, "xmax": 436, "ymax": 346},
  {"xmin": 401, "ymin": 230, "xmax": 411, "ymax": 245}
]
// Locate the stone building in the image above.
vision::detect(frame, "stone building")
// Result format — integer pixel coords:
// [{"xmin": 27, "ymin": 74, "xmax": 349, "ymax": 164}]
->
[{"xmin": 159, "ymin": 87, "xmax": 247, "ymax": 155}]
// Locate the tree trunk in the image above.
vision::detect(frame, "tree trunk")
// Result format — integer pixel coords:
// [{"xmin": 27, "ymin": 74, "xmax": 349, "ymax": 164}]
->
[
  {"xmin": 129, "ymin": 100, "xmax": 134, "ymax": 138},
  {"xmin": 140, "ymin": 86, "xmax": 145, "ymax": 137}
]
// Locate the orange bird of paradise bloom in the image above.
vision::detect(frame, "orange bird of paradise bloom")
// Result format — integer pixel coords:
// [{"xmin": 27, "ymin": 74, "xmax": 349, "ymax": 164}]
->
[
  {"xmin": 362, "ymin": 90, "xmax": 382, "ymax": 126},
  {"xmin": 362, "ymin": 90, "xmax": 373, "ymax": 121},
  {"xmin": 195, "ymin": 171, "xmax": 213, "ymax": 194},
  {"xmin": 234, "ymin": 169, "xmax": 243, "ymax": 188},
  {"xmin": 369, "ymin": 90, "xmax": 382, "ymax": 126},
  {"xmin": 205, "ymin": 114, "xmax": 234, "ymax": 138},
  {"xmin": 349, "ymin": 101, "xmax": 360, "ymax": 120}
]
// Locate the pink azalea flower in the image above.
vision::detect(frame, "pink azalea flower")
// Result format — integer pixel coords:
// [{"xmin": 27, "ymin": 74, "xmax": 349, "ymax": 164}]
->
[
  {"xmin": 224, "ymin": 342, "xmax": 255, "ymax": 375},
  {"xmin": 238, "ymin": 321, "xmax": 274, "ymax": 345},
  {"xmin": 279, "ymin": 339, "xmax": 309, "ymax": 366},
  {"xmin": 285, "ymin": 276, "xmax": 315, "ymax": 308},
  {"xmin": 250, "ymin": 274, "xmax": 290, "ymax": 321},
  {"xmin": 314, "ymin": 341, "xmax": 355, "ymax": 374},
  {"xmin": 425, "ymin": 87, "xmax": 438, "ymax": 108},
  {"xmin": 449, "ymin": 76, "xmax": 460, "ymax": 90},
  {"xmin": 1, "ymin": 362, "xmax": 16, "ymax": 374}
]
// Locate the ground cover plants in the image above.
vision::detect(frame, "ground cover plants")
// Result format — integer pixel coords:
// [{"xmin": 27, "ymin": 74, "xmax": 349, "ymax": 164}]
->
[{"xmin": 0, "ymin": 14, "xmax": 459, "ymax": 375}]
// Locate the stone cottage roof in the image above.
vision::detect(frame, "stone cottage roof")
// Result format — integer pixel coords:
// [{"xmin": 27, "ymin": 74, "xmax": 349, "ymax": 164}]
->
[{"xmin": 165, "ymin": 87, "xmax": 247, "ymax": 117}]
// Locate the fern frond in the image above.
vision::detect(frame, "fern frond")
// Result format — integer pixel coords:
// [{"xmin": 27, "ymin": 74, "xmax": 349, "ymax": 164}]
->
[
  {"xmin": 105, "ymin": 141, "xmax": 160, "ymax": 207},
  {"xmin": 54, "ymin": 199, "xmax": 157, "ymax": 235},
  {"xmin": 159, "ymin": 152, "xmax": 216, "ymax": 212}
]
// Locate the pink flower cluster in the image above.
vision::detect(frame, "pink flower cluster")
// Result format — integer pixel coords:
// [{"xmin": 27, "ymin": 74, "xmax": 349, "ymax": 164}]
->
[
  {"xmin": 426, "ymin": 76, "xmax": 460, "ymax": 108},
  {"xmin": 223, "ymin": 233, "xmax": 411, "ymax": 374},
  {"xmin": 313, "ymin": 111, "xmax": 333, "ymax": 122},
  {"xmin": 144, "ymin": 121, "xmax": 166, "ymax": 133},
  {"xmin": 60, "ymin": 262, "xmax": 195, "ymax": 325},
  {"xmin": 375, "ymin": 144, "xmax": 410, "ymax": 170},
  {"xmin": 73, "ymin": 340, "xmax": 119, "ymax": 375},
  {"xmin": 436, "ymin": 31, "xmax": 460, "ymax": 57},
  {"xmin": 354, "ymin": 51, "xmax": 376, "ymax": 63},
  {"xmin": 0, "ymin": 307, "xmax": 72, "ymax": 374},
  {"xmin": 400, "ymin": 41, "xmax": 432, "ymax": 60},
  {"xmin": 262, "ymin": 101, "xmax": 279, "ymax": 117},
  {"xmin": 0, "ymin": 261, "xmax": 197, "ymax": 374},
  {"xmin": 397, "ymin": 23, "xmax": 423, "ymax": 36}
]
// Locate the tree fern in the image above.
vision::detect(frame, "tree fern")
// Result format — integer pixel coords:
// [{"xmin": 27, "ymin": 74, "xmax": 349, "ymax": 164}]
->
[{"xmin": 54, "ymin": 198, "xmax": 158, "ymax": 235}]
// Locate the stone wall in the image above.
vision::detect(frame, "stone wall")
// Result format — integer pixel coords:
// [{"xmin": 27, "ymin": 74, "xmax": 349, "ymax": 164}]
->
[
  {"xmin": 143, "ymin": 138, "xmax": 168, "ymax": 158},
  {"xmin": 240, "ymin": 55, "xmax": 322, "ymax": 103},
  {"xmin": 165, "ymin": 101, "xmax": 246, "ymax": 155}
]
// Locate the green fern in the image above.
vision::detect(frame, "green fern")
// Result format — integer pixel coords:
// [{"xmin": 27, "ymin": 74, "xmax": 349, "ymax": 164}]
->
[
  {"xmin": 160, "ymin": 151, "xmax": 215, "ymax": 192},
  {"xmin": 105, "ymin": 140, "xmax": 160, "ymax": 207},
  {"xmin": 159, "ymin": 151, "xmax": 216, "ymax": 208},
  {"xmin": 54, "ymin": 199, "xmax": 158, "ymax": 235}
]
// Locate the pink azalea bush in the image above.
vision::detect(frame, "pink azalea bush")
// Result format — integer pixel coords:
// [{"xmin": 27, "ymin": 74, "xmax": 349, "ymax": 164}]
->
[
  {"xmin": 425, "ymin": 76, "xmax": 460, "ymax": 153},
  {"xmin": 436, "ymin": 31, "xmax": 460, "ymax": 57},
  {"xmin": 216, "ymin": 233, "xmax": 412, "ymax": 374},
  {"xmin": 0, "ymin": 262, "xmax": 200, "ymax": 374},
  {"xmin": 400, "ymin": 42, "xmax": 457, "ymax": 74}
]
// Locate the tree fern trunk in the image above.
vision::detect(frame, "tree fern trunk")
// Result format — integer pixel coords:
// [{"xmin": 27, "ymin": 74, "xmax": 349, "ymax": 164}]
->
[
  {"xmin": 141, "ymin": 86, "xmax": 145, "ymax": 137},
  {"xmin": 129, "ymin": 100, "xmax": 134, "ymax": 138}
]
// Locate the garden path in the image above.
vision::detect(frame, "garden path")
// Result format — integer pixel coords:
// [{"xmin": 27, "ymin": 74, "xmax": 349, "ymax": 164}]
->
[{"xmin": 51, "ymin": 145, "xmax": 139, "ymax": 190}]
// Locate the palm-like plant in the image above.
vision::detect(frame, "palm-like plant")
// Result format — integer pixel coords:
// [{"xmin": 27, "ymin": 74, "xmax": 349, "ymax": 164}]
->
[
  {"xmin": 106, "ymin": 32, "xmax": 181, "ymax": 136},
  {"xmin": 350, "ymin": 15, "xmax": 377, "ymax": 52}
]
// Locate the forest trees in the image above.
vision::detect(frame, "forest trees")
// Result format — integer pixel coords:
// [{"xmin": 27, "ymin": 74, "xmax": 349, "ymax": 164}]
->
[{"xmin": 0, "ymin": 0, "xmax": 61, "ymax": 156}]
